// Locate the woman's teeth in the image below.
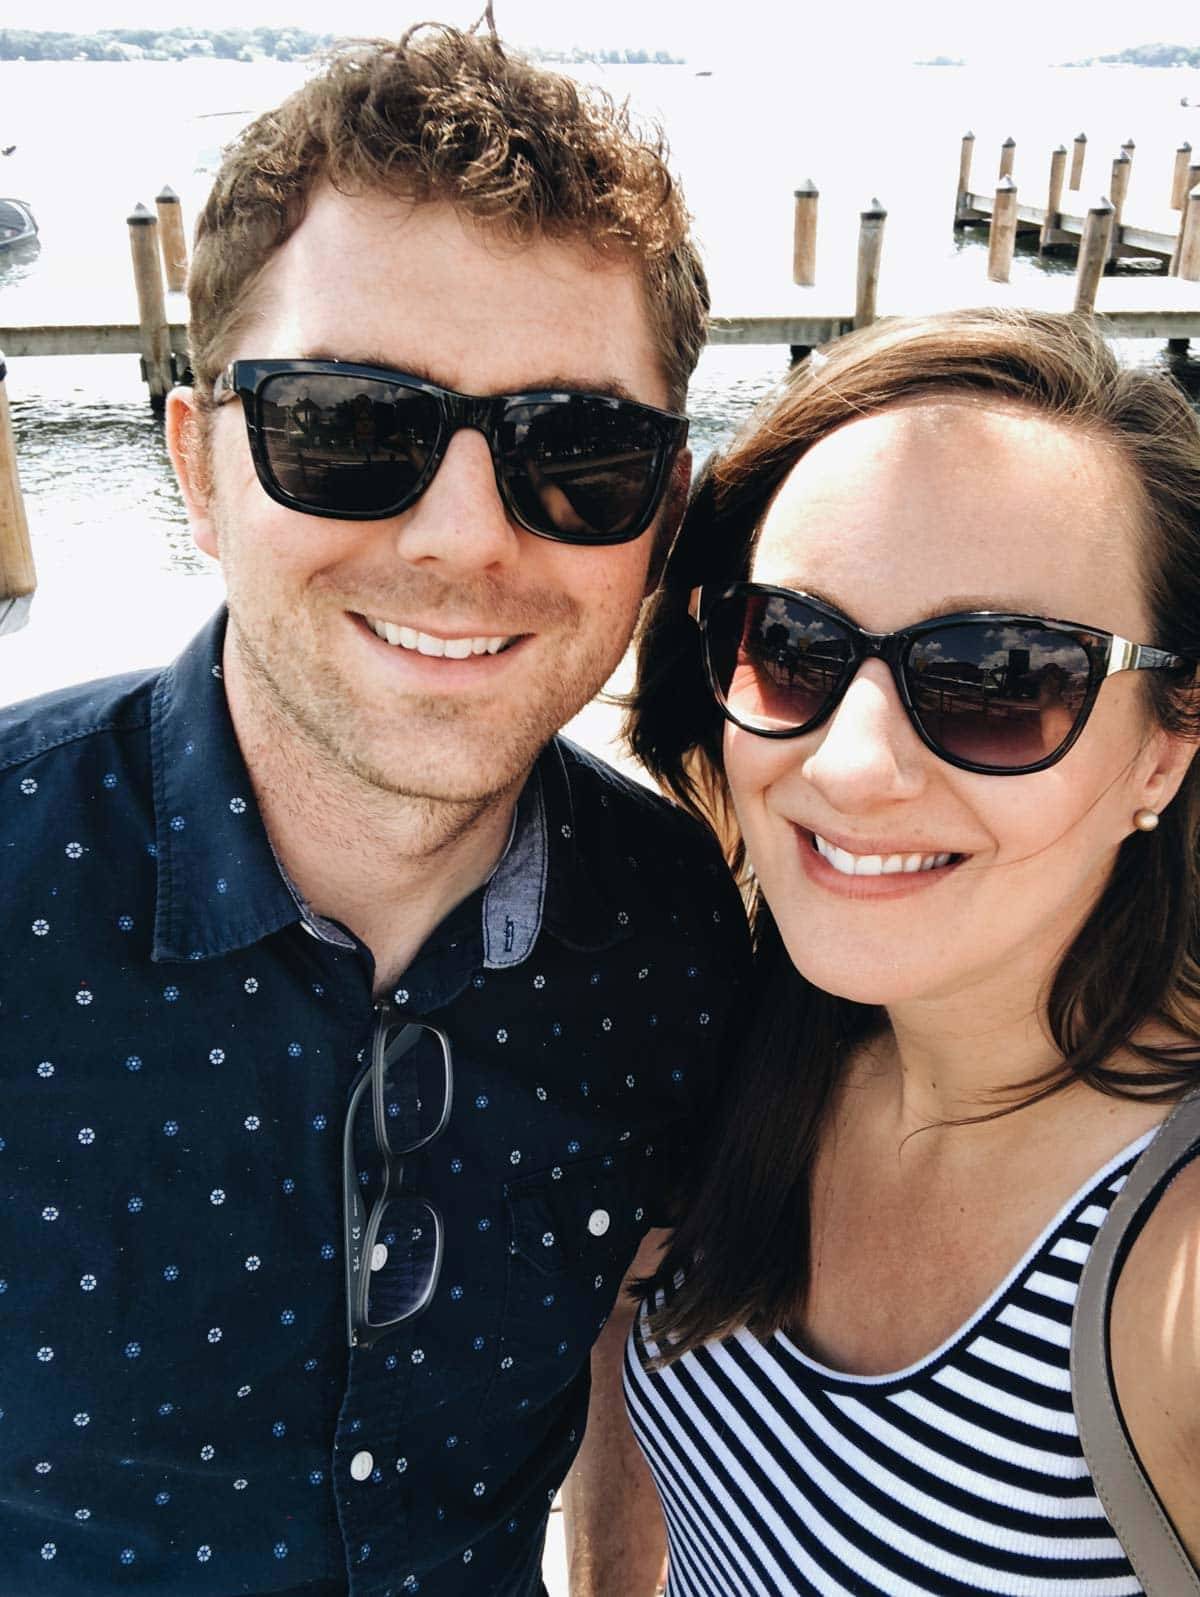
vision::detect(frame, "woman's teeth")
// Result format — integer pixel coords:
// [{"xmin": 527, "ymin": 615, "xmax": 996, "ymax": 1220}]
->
[
  {"xmin": 366, "ymin": 617, "xmax": 511, "ymax": 657},
  {"xmin": 813, "ymin": 834, "xmax": 955, "ymax": 876}
]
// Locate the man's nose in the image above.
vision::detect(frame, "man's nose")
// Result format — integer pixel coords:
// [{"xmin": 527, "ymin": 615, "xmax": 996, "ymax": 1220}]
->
[
  {"xmin": 390, "ymin": 428, "xmax": 521, "ymax": 572},
  {"xmin": 800, "ymin": 661, "xmax": 928, "ymax": 809}
]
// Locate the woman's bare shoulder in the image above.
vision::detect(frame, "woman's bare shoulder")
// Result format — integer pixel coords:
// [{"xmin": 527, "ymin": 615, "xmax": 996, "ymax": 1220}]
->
[{"xmin": 1110, "ymin": 1152, "xmax": 1200, "ymax": 1564}]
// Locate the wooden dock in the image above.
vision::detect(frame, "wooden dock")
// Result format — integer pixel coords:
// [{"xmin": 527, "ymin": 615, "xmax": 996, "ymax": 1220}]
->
[
  {"xmin": 707, "ymin": 273, "xmax": 1200, "ymax": 351},
  {"xmin": 0, "ymin": 320, "xmax": 191, "ymax": 360},
  {"xmin": 958, "ymin": 190, "xmax": 1182, "ymax": 261},
  {"xmin": 951, "ymin": 129, "xmax": 1200, "ymax": 290},
  {"xmin": 2, "ymin": 131, "xmax": 1198, "ymax": 377},
  {"xmin": 958, "ymin": 191, "xmax": 1179, "ymax": 260},
  {"xmin": 4, "ymin": 274, "xmax": 1198, "ymax": 368}
]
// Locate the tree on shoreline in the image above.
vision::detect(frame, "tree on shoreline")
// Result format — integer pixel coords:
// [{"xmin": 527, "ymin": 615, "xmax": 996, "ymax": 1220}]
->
[
  {"xmin": 0, "ymin": 26, "xmax": 685, "ymax": 66},
  {"xmin": 1062, "ymin": 41, "xmax": 1200, "ymax": 68}
]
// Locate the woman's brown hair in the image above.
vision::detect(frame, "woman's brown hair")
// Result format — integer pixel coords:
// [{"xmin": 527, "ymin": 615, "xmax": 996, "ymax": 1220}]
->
[{"xmin": 627, "ymin": 308, "xmax": 1200, "ymax": 1358}]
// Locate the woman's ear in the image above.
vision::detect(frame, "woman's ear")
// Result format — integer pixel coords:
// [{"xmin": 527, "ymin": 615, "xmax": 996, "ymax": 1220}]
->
[{"xmin": 1134, "ymin": 723, "xmax": 1199, "ymax": 825}]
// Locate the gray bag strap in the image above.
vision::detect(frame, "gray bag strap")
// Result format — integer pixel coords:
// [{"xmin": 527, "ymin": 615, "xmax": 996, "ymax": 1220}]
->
[{"xmin": 1071, "ymin": 1089, "xmax": 1200, "ymax": 1593}]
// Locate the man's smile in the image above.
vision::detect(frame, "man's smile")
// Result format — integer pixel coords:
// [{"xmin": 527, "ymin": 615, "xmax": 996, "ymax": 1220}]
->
[{"xmin": 362, "ymin": 614, "xmax": 519, "ymax": 657}]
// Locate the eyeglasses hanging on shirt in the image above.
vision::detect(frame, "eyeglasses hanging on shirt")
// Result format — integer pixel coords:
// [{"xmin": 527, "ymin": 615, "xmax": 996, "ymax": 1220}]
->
[{"xmin": 342, "ymin": 1006, "xmax": 453, "ymax": 1349}]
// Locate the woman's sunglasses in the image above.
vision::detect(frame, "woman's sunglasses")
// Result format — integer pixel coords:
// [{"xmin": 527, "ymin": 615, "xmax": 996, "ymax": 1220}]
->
[
  {"xmin": 697, "ymin": 582, "xmax": 1191, "ymax": 775},
  {"xmin": 212, "ymin": 358, "xmax": 688, "ymax": 546}
]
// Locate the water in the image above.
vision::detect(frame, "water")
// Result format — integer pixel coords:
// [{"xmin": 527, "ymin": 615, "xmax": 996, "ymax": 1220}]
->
[{"xmin": 2, "ymin": 55, "xmax": 1199, "ymax": 702}]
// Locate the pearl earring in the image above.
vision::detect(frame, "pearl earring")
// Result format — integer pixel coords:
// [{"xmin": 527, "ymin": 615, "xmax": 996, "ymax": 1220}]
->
[{"xmin": 1133, "ymin": 808, "xmax": 1159, "ymax": 833}]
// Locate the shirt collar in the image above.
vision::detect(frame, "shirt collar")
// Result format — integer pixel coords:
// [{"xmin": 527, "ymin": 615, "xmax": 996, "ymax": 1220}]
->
[
  {"xmin": 150, "ymin": 611, "xmax": 631, "ymax": 967},
  {"xmin": 534, "ymin": 738, "xmax": 632, "ymax": 954},
  {"xmin": 150, "ymin": 611, "xmax": 300, "ymax": 962},
  {"xmin": 480, "ymin": 739, "xmax": 629, "ymax": 967}
]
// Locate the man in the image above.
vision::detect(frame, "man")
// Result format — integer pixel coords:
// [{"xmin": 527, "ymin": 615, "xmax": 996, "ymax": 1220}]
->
[{"xmin": 0, "ymin": 27, "xmax": 746, "ymax": 1597}]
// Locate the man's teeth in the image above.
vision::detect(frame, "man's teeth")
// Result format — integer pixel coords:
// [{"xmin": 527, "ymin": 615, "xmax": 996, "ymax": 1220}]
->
[
  {"xmin": 366, "ymin": 617, "xmax": 510, "ymax": 657},
  {"xmin": 813, "ymin": 834, "xmax": 954, "ymax": 876}
]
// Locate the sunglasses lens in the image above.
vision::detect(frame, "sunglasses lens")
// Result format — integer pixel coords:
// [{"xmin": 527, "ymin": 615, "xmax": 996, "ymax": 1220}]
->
[
  {"xmin": 256, "ymin": 373, "xmax": 440, "ymax": 515},
  {"xmin": 501, "ymin": 397, "xmax": 673, "ymax": 541},
  {"xmin": 707, "ymin": 590, "xmax": 855, "ymax": 732},
  {"xmin": 908, "ymin": 623, "xmax": 1092, "ymax": 770}
]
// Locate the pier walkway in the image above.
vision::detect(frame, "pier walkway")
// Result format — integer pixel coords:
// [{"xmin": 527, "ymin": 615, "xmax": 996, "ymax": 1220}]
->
[
  {"xmin": 705, "ymin": 271, "xmax": 1200, "ymax": 351},
  {"xmin": 3, "ymin": 269, "xmax": 1198, "ymax": 369},
  {"xmin": 957, "ymin": 190, "xmax": 1181, "ymax": 261}
]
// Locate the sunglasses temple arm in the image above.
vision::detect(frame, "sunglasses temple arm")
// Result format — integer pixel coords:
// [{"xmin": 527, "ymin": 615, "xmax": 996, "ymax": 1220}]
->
[{"xmin": 1108, "ymin": 638, "xmax": 1189, "ymax": 676}]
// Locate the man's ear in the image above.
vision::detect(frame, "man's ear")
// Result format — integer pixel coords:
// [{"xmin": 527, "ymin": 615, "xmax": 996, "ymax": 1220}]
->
[
  {"xmin": 165, "ymin": 387, "xmax": 220, "ymax": 561},
  {"xmin": 643, "ymin": 446, "xmax": 691, "ymax": 596}
]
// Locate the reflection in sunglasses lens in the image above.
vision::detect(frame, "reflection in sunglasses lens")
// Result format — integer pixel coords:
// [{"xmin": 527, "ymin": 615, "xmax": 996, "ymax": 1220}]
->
[
  {"xmin": 712, "ymin": 592, "xmax": 854, "ymax": 732},
  {"xmin": 710, "ymin": 594, "xmax": 1096, "ymax": 771},
  {"xmin": 260, "ymin": 374, "xmax": 438, "ymax": 513},
  {"xmin": 908, "ymin": 624, "xmax": 1091, "ymax": 769},
  {"xmin": 255, "ymin": 376, "xmax": 669, "ymax": 538},
  {"xmin": 502, "ymin": 398, "xmax": 664, "ymax": 539}
]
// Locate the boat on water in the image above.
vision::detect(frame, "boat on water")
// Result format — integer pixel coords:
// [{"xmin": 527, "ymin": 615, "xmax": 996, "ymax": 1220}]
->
[{"xmin": 0, "ymin": 198, "xmax": 38, "ymax": 250}]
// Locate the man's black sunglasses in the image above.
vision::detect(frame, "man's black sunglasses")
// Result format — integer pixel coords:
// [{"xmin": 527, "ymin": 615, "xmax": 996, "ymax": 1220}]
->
[
  {"xmin": 212, "ymin": 358, "xmax": 688, "ymax": 546},
  {"xmin": 696, "ymin": 582, "xmax": 1192, "ymax": 776}
]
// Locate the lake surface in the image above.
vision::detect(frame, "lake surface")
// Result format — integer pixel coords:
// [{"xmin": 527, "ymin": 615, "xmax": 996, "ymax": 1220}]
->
[{"xmin": 2, "ymin": 54, "xmax": 1199, "ymax": 707}]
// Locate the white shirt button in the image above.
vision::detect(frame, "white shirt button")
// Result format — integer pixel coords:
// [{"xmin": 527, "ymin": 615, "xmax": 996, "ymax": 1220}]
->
[
  {"xmin": 587, "ymin": 1209, "xmax": 611, "ymax": 1237},
  {"xmin": 350, "ymin": 1450, "xmax": 374, "ymax": 1481}
]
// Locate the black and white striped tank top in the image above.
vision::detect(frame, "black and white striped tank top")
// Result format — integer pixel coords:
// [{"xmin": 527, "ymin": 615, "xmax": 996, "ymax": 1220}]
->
[{"xmin": 625, "ymin": 1132, "xmax": 1154, "ymax": 1597}]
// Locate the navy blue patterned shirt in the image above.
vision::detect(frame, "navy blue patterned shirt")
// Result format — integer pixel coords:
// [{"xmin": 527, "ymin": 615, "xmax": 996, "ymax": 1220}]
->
[{"xmin": 0, "ymin": 611, "xmax": 748, "ymax": 1596}]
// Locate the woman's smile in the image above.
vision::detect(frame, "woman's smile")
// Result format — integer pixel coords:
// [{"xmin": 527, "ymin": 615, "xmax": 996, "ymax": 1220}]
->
[{"xmin": 794, "ymin": 825, "xmax": 967, "ymax": 900}]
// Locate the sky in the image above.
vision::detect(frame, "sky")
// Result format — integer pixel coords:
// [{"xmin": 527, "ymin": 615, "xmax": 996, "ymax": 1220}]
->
[{"xmin": 1, "ymin": 0, "xmax": 1198, "ymax": 66}]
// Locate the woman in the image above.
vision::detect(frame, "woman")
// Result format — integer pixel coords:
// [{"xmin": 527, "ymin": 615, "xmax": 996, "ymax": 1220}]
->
[{"xmin": 624, "ymin": 310, "xmax": 1200, "ymax": 1595}]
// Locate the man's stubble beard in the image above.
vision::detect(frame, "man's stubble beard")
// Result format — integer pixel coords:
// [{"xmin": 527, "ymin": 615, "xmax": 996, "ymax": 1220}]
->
[{"xmin": 217, "ymin": 508, "xmax": 640, "ymax": 814}]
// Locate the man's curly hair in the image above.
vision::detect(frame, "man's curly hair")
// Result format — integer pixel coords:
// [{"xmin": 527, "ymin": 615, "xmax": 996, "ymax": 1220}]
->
[{"xmin": 188, "ymin": 25, "xmax": 709, "ymax": 406}]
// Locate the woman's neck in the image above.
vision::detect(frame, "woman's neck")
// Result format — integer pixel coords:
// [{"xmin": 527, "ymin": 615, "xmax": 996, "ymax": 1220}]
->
[{"xmin": 870, "ymin": 1003, "xmax": 1057, "ymax": 1133}]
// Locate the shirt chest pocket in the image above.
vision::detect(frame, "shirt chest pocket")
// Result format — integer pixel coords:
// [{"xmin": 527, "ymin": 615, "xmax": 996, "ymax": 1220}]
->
[{"xmin": 482, "ymin": 1147, "xmax": 653, "ymax": 1423}]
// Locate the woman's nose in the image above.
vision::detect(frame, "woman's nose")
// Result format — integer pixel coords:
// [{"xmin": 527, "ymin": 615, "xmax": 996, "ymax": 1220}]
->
[{"xmin": 799, "ymin": 661, "xmax": 929, "ymax": 808}]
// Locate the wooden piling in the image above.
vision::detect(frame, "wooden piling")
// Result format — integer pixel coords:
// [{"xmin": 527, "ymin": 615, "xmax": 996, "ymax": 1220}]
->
[
  {"xmin": 1074, "ymin": 197, "xmax": 1114, "ymax": 313},
  {"xmin": 1108, "ymin": 151, "xmax": 1132, "ymax": 257},
  {"xmin": 1178, "ymin": 185, "xmax": 1200, "ymax": 283},
  {"xmin": 155, "ymin": 185, "xmax": 188, "ymax": 294},
  {"xmin": 1039, "ymin": 145, "xmax": 1067, "ymax": 253},
  {"xmin": 127, "ymin": 203, "xmax": 174, "ymax": 409},
  {"xmin": 854, "ymin": 198, "xmax": 886, "ymax": 330},
  {"xmin": 987, "ymin": 176, "xmax": 1018, "ymax": 283},
  {"xmin": 999, "ymin": 137, "xmax": 1016, "ymax": 180},
  {"xmin": 954, "ymin": 131, "xmax": 975, "ymax": 223},
  {"xmin": 0, "ymin": 353, "xmax": 36, "ymax": 637},
  {"xmin": 792, "ymin": 180, "xmax": 818, "ymax": 287},
  {"xmin": 1170, "ymin": 168, "xmax": 1200, "ymax": 272},
  {"xmin": 1069, "ymin": 133, "xmax": 1087, "ymax": 190},
  {"xmin": 1171, "ymin": 143, "xmax": 1192, "ymax": 210}
]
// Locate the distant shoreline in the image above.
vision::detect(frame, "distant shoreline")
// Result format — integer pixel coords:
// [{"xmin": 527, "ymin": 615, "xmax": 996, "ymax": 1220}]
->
[
  {"xmin": 1061, "ymin": 43, "xmax": 1200, "ymax": 69},
  {"xmin": 0, "ymin": 27, "xmax": 686, "ymax": 66}
]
